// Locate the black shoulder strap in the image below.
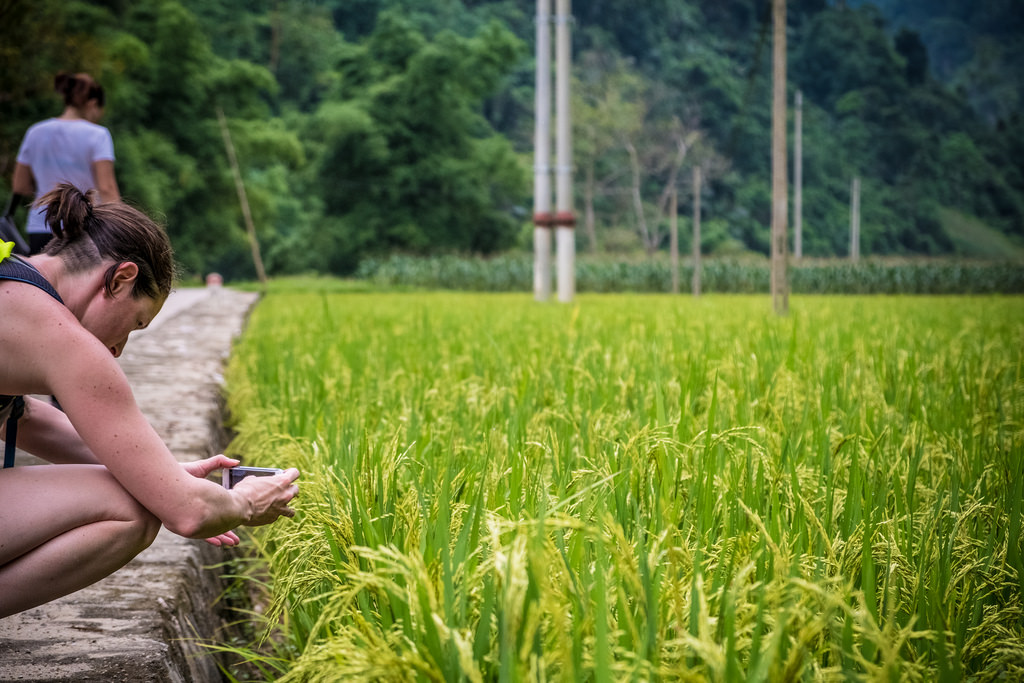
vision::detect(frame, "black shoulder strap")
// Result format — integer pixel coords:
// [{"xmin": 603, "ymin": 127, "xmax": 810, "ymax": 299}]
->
[
  {"xmin": 4, "ymin": 397, "xmax": 25, "ymax": 468},
  {"xmin": 0, "ymin": 256, "xmax": 63, "ymax": 303}
]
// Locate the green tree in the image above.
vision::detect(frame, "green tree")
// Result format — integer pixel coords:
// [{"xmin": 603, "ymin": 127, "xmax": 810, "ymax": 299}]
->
[
  {"xmin": 307, "ymin": 12, "xmax": 527, "ymax": 273},
  {"xmin": 794, "ymin": 4, "xmax": 906, "ymax": 110},
  {"xmin": 106, "ymin": 0, "xmax": 307, "ymax": 279},
  {"xmin": 573, "ymin": 49, "xmax": 645, "ymax": 253}
]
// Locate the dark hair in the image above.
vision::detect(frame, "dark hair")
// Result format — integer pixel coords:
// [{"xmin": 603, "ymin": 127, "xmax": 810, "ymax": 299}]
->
[
  {"xmin": 38, "ymin": 184, "xmax": 175, "ymax": 300},
  {"xmin": 54, "ymin": 71, "xmax": 105, "ymax": 109}
]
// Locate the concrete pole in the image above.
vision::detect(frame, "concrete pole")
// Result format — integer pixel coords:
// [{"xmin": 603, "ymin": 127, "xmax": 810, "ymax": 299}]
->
[
  {"xmin": 532, "ymin": 0, "xmax": 553, "ymax": 301},
  {"xmin": 692, "ymin": 166, "xmax": 702, "ymax": 297},
  {"xmin": 850, "ymin": 176, "xmax": 861, "ymax": 262},
  {"xmin": 554, "ymin": 0, "xmax": 575, "ymax": 303},
  {"xmin": 770, "ymin": 0, "xmax": 789, "ymax": 315},
  {"xmin": 670, "ymin": 188, "xmax": 679, "ymax": 294},
  {"xmin": 794, "ymin": 90, "xmax": 803, "ymax": 260}
]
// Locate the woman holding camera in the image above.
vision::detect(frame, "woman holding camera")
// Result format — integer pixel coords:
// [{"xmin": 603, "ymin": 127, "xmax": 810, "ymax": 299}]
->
[{"xmin": 0, "ymin": 184, "xmax": 299, "ymax": 618}]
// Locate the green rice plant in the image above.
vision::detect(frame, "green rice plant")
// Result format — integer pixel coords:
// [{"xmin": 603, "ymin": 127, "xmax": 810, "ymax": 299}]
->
[{"xmin": 219, "ymin": 290, "xmax": 1024, "ymax": 681}]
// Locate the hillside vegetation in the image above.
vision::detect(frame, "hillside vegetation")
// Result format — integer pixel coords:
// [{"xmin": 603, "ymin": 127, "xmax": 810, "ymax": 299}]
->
[{"xmin": 2, "ymin": 0, "xmax": 1021, "ymax": 279}]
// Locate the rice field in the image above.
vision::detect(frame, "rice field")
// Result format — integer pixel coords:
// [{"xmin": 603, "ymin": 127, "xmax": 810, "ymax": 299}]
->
[{"xmin": 219, "ymin": 289, "xmax": 1024, "ymax": 682}]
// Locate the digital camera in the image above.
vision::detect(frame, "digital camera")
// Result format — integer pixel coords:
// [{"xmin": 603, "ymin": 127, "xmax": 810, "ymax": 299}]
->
[{"xmin": 222, "ymin": 465, "xmax": 282, "ymax": 489}]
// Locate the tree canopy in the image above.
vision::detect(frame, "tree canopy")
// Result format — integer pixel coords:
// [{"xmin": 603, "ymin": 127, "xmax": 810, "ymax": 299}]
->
[{"xmin": 1, "ymin": 0, "xmax": 1020, "ymax": 278}]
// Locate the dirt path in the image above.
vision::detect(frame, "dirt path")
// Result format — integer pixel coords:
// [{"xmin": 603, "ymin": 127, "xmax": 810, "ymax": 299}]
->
[{"xmin": 0, "ymin": 286, "xmax": 260, "ymax": 683}]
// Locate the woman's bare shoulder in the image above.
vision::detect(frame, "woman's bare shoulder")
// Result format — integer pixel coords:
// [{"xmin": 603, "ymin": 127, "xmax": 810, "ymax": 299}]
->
[
  {"xmin": 0, "ymin": 281, "xmax": 112, "ymax": 395},
  {"xmin": 0, "ymin": 278, "xmax": 79, "ymax": 335}
]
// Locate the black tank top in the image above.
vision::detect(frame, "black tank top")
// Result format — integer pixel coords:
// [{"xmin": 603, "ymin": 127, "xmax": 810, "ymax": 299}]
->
[{"xmin": 0, "ymin": 254, "xmax": 63, "ymax": 303}]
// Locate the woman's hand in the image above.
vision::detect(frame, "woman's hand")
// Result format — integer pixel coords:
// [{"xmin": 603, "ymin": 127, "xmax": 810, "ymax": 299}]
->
[
  {"xmin": 182, "ymin": 454, "xmax": 239, "ymax": 480},
  {"xmin": 182, "ymin": 455, "xmax": 300, "ymax": 527},
  {"xmin": 177, "ymin": 454, "xmax": 298, "ymax": 536},
  {"xmin": 232, "ymin": 468, "xmax": 300, "ymax": 526},
  {"xmin": 181, "ymin": 455, "xmax": 244, "ymax": 545},
  {"xmin": 203, "ymin": 530, "xmax": 241, "ymax": 547}
]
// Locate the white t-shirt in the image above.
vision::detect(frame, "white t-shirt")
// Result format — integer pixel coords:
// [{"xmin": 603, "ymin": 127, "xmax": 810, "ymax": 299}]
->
[{"xmin": 16, "ymin": 118, "xmax": 116, "ymax": 234}]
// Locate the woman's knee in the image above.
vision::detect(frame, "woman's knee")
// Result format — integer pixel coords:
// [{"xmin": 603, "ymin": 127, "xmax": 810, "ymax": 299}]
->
[
  {"xmin": 89, "ymin": 470, "xmax": 162, "ymax": 555},
  {"xmin": 119, "ymin": 495, "xmax": 162, "ymax": 554}
]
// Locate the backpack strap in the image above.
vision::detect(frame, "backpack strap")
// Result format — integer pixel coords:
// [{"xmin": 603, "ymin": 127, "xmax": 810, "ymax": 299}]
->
[{"xmin": 4, "ymin": 397, "xmax": 25, "ymax": 468}]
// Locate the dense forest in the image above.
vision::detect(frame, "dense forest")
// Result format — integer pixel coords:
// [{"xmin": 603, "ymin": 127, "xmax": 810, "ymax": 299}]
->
[{"xmin": 2, "ymin": 0, "xmax": 1022, "ymax": 279}]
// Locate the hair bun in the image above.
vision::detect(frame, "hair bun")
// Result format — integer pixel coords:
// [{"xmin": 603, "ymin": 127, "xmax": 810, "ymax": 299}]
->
[
  {"xmin": 40, "ymin": 183, "xmax": 96, "ymax": 241},
  {"xmin": 54, "ymin": 71, "xmax": 102, "ymax": 108},
  {"xmin": 54, "ymin": 71, "xmax": 75, "ymax": 96}
]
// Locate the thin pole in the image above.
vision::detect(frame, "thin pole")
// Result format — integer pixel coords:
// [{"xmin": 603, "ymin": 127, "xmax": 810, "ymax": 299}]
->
[
  {"xmin": 554, "ymin": 0, "xmax": 575, "ymax": 303},
  {"xmin": 216, "ymin": 106, "xmax": 267, "ymax": 285},
  {"xmin": 794, "ymin": 90, "xmax": 803, "ymax": 260},
  {"xmin": 850, "ymin": 176, "xmax": 861, "ymax": 262},
  {"xmin": 770, "ymin": 0, "xmax": 789, "ymax": 314},
  {"xmin": 670, "ymin": 188, "xmax": 679, "ymax": 294},
  {"xmin": 692, "ymin": 166, "xmax": 702, "ymax": 297},
  {"xmin": 533, "ymin": 0, "xmax": 553, "ymax": 301}
]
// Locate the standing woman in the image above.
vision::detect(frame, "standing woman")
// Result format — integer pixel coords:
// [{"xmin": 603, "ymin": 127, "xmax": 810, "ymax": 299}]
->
[
  {"xmin": 12, "ymin": 72, "xmax": 121, "ymax": 254},
  {"xmin": 0, "ymin": 184, "xmax": 300, "ymax": 618}
]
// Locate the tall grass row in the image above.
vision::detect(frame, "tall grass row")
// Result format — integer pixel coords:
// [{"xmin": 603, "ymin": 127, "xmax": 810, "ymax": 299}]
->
[
  {"xmin": 355, "ymin": 254, "xmax": 1024, "ymax": 295},
  {"xmin": 220, "ymin": 291, "xmax": 1024, "ymax": 681}
]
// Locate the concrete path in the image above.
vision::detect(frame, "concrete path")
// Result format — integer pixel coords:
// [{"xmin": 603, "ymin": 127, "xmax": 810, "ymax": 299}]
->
[{"xmin": 0, "ymin": 286, "xmax": 261, "ymax": 682}]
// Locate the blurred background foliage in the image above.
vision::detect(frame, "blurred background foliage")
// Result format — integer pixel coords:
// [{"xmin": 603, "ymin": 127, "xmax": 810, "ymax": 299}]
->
[{"xmin": 1, "ymin": 0, "xmax": 1022, "ymax": 280}]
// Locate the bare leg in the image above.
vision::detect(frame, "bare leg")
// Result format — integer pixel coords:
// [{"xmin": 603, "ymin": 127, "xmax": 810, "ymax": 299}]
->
[{"xmin": 0, "ymin": 465, "xmax": 161, "ymax": 618}]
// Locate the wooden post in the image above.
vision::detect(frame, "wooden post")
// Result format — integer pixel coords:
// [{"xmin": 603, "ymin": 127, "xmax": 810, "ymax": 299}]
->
[
  {"xmin": 794, "ymin": 90, "xmax": 803, "ymax": 260},
  {"xmin": 670, "ymin": 188, "xmax": 679, "ymax": 294},
  {"xmin": 692, "ymin": 166, "xmax": 702, "ymax": 297},
  {"xmin": 533, "ymin": 0, "xmax": 553, "ymax": 301},
  {"xmin": 216, "ymin": 106, "xmax": 267, "ymax": 285},
  {"xmin": 850, "ymin": 176, "xmax": 861, "ymax": 262},
  {"xmin": 770, "ymin": 0, "xmax": 789, "ymax": 314}
]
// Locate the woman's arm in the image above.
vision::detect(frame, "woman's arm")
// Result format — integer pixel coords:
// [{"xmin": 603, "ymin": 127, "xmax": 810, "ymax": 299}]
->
[
  {"xmin": 12, "ymin": 163, "xmax": 35, "ymax": 197},
  {"xmin": 51, "ymin": 345, "xmax": 295, "ymax": 538},
  {"xmin": 9, "ymin": 292, "xmax": 297, "ymax": 539},
  {"xmin": 0, "ymin": 400, "xmax": 251, "ymax": 548},
  {"xmin": 91, "ymin": 160, "xmax": 120, "ymax": 204}
]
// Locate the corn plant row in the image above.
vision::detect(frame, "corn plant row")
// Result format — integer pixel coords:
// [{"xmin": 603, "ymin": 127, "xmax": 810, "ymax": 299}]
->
[
  {"xmin": 355, "ymin": 254, "xmax": 1024, "ymax": 295},
  {"xmin": 220, "ymin": 290, "xmax": 1024, "ymax": 682}
]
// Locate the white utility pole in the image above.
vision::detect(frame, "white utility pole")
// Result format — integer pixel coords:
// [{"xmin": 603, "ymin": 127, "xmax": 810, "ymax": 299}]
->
[
  {"xmin": 770, "ymin": 0, "xmax": 789, "ymax": 315},
  {"xmin": 670, "ymin": 188, "xmax": 679, "ymax": 294},
  {"xmin": 794, "ymin": 90, "xmax": 803, "ymax": 260},
  {"xmin": 554, "ymin": 0, "xmax": 575, "ymax": 303},
  {"xmin": 850, "ymin": 176, "xmax": 861, "ymax": 262},
  {"xmin": 532, "ymin": 0, "xmax": 553, "ymax": 301},
  {"xmin": 692, "ymin": 166, "xmax": 702, "ymax": 297}
]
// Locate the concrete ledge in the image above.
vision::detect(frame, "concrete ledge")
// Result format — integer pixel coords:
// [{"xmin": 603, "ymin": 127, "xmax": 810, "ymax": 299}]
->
[{"xmin": 0, "ymin": 287, "xmax": 260, "ymax": 682}]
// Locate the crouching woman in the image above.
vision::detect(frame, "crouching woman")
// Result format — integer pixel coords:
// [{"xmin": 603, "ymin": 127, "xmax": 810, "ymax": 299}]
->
[{"xmin": 0, "ymin": 183, "xmax": 298, "ymax": 618}]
